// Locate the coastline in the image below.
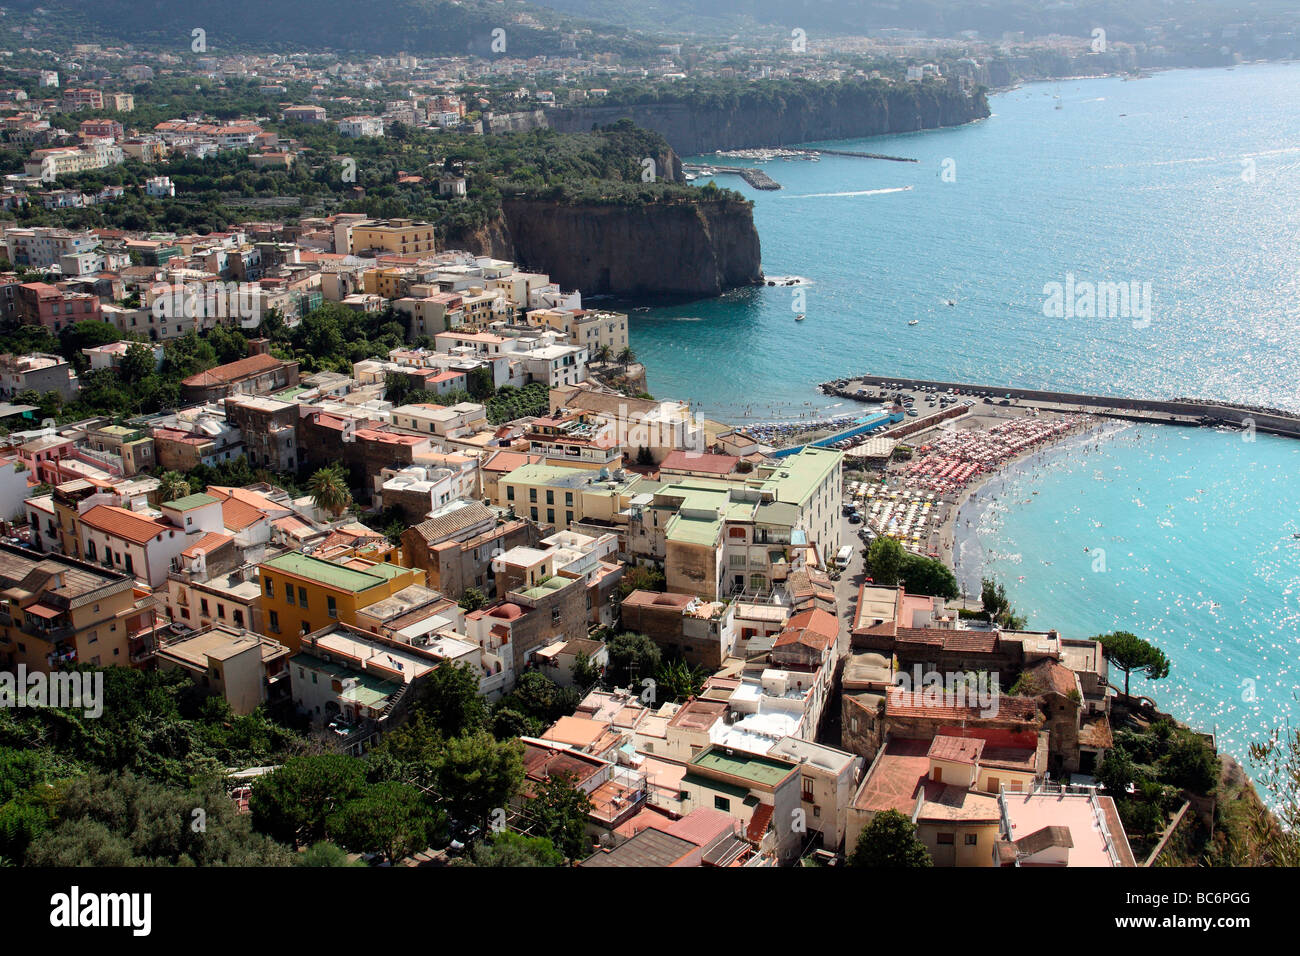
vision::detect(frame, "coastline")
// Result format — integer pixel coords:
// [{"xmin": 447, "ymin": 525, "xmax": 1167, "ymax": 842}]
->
[{"xmin": 943, "ymin": 417, "xmax": 1120, "ymax": 588}]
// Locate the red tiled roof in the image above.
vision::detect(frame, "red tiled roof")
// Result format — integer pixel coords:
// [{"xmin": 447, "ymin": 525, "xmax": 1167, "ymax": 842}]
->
[
  {"xmin": 928, "ymin": 734, "xmax": 985, "ymax": 765},
  {"xmin": 658, "ymin": 450, "xmax": 739, "ymax": 475},
  {"xmin": 181, "ymin": 531, "xmax": 232, "ymax": 559},
  {"xmin": 181, "ymin": 352, "xmax": 287, "ymax": 388},
  {"xmin": 80, "ymin": 504, "xmax": 173, "ymax": 545},
  {"xmin": 896, "ymin": 627, "xmax": 999, "ymax": 654},
  {"xmin": 221, "ymin": 496, "xmax": 266, "ymax": 532},
  {"xmin": 886, "ymin": 688, "xmax": 1041, "ymax": 723}
]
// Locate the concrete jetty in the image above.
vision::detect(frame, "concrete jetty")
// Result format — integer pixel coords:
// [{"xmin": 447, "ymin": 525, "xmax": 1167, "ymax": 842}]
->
[
  {"xmin": 798, "ymin": 149, "xmax": 917, "ymax": 163},
  {"xmin": 684, "ymin": 164, "xmax": 781, "ymax": 189},
  {"xmin": 821, "ymin": 374, "xmax": 1300, "ymax": 439}
]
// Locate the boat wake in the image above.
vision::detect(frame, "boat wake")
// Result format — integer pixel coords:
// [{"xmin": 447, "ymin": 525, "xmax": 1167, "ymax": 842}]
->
[{"xmin": 778, "ymin": 186, "xmax": 913, "ymax": 199}]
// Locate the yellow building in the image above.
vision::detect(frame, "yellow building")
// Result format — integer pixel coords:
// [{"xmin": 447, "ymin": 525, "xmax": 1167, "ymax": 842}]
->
[
  {"xmin": 257, "ymin": 552, "xmax": 421, "ymax": 652},
  {"xmin": 362, "ymin": 267, "xmax": 413, "ymax": 299},
  {"xmin": 348, "ymin": 218, "xmax": 437, "ymax": 257},
  {"xmin": 0, "ymin": 544, "xmax": 160, "ymax": 673},
  {"xmin": 497, "ymin": 462, "xmax": 641, "ymax": 532}
]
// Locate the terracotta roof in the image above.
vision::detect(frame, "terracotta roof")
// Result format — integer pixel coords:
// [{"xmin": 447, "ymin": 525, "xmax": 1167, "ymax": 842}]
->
[
  {"xmin": 886, "ymin": 688, "xmax": 1042, "ymax": 723},
  {"xmin": 928, "ymin": 735, "xmax": 985, "ymax": 765},
  {"xmin": 80, "ymin": 504, "xmax": 173, "ymax": 545},
  {"xmin": 658, "ymin": 450, "xmax": 738, "ymax": 475},
  {"xmin": 221, "ymin": 496, "xmax": 266, "ymax": 531},
  {"xmin": 181, "ymin": 531, "xmax": 232, "ymax": 559},
  {"xmin": 773, "ymin": 607, "xmax": 839, "ymax": 650},
  {"xmin": 897, "ymin": 627, "xmax": 999, "ymax": 654},
  {"xmin": 1021, "ymin": 658, "xmax": 1079, "ymax": 697},
  {"xmin": 181, "ymin": 352, "xmax": 287, "ymax": 388}
]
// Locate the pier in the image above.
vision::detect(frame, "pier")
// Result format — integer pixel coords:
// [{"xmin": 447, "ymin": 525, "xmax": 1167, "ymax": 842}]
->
[
  {"xmin": 798, "ymin": 149, "xmax": 918, "ymax": 163},
  {"xmin": 683, "ymin": 164, "xmax": 782, "ymax": 189},
  {"xmin": 821, "ymin": 374, "xmax": 1300, "ymax": 440}
]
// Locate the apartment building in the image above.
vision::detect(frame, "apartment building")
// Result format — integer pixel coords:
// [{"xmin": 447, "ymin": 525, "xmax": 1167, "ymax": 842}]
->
[
  {"xmin": 0, "ymin": 352, "xmax": 79, "ymax": 400},
  {"xmin": 0, "ymin": 543, "xmax": 158, "ymax": 673},
  {"xmin": 348, "ymin": 218, "xmax": 435, "ymax": 256},
  {"xmin": 257, "ymin": 552, "xmax": 423, "ymax": 653},
  {"xmin": 155, "ymin": 624, "xmax": 290, "ymax": 714},
  {"xmin": 13, "ymin": 282, "xmax": 102, "ymax": 333}
]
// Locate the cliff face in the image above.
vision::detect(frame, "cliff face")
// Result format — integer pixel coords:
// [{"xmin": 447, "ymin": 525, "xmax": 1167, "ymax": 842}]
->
[
  {"xmin": 461, "ymin": 198, "xmax": 760, "ymax": 299},
  {"xmin": 544, "ymin": 92, "xmax": 989, "ymax": 155}
]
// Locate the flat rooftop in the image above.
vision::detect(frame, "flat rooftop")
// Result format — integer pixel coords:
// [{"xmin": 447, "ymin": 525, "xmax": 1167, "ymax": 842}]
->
[
  {"xmin": 690, "ymin": 747, "xmax": 795, "ymax": 790},
  {"xmin": 1001, "ymin": 790, "xmax": 1136, "ymax": 867}
]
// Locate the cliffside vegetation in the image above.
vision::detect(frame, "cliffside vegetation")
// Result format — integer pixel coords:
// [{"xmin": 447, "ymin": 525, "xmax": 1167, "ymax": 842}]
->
[
  {"xmin": 3, "ymin": 0, "xmax": 657, "ymax": 58},
  {"xmin": 9, "ymin": 100, "xmax": 741, "ymax": 239}
]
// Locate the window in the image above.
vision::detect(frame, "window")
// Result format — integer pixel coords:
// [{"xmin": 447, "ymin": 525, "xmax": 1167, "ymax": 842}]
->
[
  {"xmin": 285, "ymin": 582, "xmax": 295, "ymax": 605},
  {"xmin": 264, "ymin": 576, "xmax": 274, "ymax": 597},
  {"xmin": 506, "ymin": 486, "xmax": 515, "ymax": 501},
  {"xmin": 546, "ymin": 490, "xmax": 554, "ymax": 505},
  {"xmin": 217, "ymin": 604, "xmax": 226, "ymax": 620},
  {"xmin": 937, "ymin": 832, "xmax": 955, "ymax": 846},
  {"xmin": 801, "ymin": 776, "xmax": 815, "ymax": 801},
  {"xmin": 565, "ymin": 492, "xmax": 573, "ymax": 506},
  {"xmin": 551, "ymin": 607, "xmax": 561, "ymax": 624},
  {"xmin": 529, "ymin": 488, "xmax": 537, "ymax": 503},
  {"xmin": 964, "ymin": 834, "xmax": 978, "ymax": 846},
  {"xmin": 268, "ymin": 610, "xmax": 280, "ymax": 633},
  {"xmin": 298, "ymin": 587, "xmax": 308, "ymax": 609},
  {"xmin": 327, "ymin": 596, "xmax": 337, "ymax": 619},
  {"xmin": 200, "ymin": 599, "xmax": 210, "ymax": 616},
  {"xmin": 713, "ymin": 796, "xmax": 730, "ymax": 812}
]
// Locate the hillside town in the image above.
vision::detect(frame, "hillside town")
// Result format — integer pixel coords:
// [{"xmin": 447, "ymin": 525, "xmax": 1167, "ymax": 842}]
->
[
  {"xmin": 0, "ymin": 201, "xmax": 1163, "ymax": 868},
  {"xmin": 0, "ymin": 4, "xmax": 1280, "ymax": 888}
]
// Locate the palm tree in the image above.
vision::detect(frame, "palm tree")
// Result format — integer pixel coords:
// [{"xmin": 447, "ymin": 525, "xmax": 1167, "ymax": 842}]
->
[
  {"xmin": 616, "ymin": 346, "xmax": 635, "ymax": 369},
  {"xmin": 158, "ymin": 471, "xmax": 191, "ymax": 503},
  {"xmin": 594, "ymin": 344, "xmax": 613, "ymax": 366},
  {"xmin": 309, "ymin": 465, "xmax": 352, "ymax": 519}
]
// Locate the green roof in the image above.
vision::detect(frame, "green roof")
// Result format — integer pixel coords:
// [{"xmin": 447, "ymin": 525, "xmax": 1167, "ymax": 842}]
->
[
  {"xmin": 520, "ymin": 576, "xmax": 567, "ymax": 600},
  {"xmin": 292, "ymin": 652, "xmax": 399, "ymax": 708},
  {"xmin": 165, "ymin": 493, "xmax": 218, "ymax": 511},
  {"xmin": 691, "ymin": 749, "xmax": 796, "ymax": 789},
  {"xmin": 682, "ymin": 772, "xmax": 750, "ymax": 799},
  {"xmin": 659, "ymin": 479, "xmax": 733, "ymax": 546},
  {"xmin": 760, "ymin": 446, "xmax": 842, "ymax": 506},
  {"xmin": 263, "ymin": 552, "xmax": 393, "ymax": 593}
]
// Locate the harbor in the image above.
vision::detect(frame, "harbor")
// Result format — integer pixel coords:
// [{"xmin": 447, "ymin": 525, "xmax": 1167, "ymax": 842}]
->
[
  {"xmin": 820, "ymin": 374, "xmax": 1300, "ymax": 439},
  {"xmin": 682, "ymin": 163, "xmax": 782, "ymax": 189}
]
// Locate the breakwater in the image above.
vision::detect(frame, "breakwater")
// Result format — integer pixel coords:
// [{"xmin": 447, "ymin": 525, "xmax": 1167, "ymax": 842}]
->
[
  {"xmin": 684, "ymin": 164, "xmax": 781, "ymax": 190},
  {"xmin": 822, "ymin": 374, "xmax": 1300, "ymax": 439},
  {"xmin": 800, "ymin": 148, "xmax": 917, "ymax": 163}
]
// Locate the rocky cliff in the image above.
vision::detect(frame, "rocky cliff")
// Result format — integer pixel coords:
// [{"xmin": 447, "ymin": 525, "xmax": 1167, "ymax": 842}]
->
[
  {"xmin": 544, "ymin": 88, "xmax": 989, "ymax": 155},
  {"xmin": 453, "ymin": 198, "xmax": 759, "ymax": 299}
]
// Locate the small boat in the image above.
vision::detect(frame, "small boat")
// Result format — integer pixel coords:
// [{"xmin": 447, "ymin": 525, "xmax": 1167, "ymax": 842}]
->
[
  {"xmin": 945, "ymin": 300, "xmax": 955, "ymax": 306},
  {"xmin": 795, "ymin": 313, "xmax": 805, "ymax": 322},
  {"xmin": 908, "ymin": 320, "xmax": 919, "ymax": 326}
]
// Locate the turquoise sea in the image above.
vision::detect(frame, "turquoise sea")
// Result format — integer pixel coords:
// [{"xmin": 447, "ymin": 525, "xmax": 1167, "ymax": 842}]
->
[{"xmin": 632, "ymin": 63, "xmax": 1300, "ymax": 779}]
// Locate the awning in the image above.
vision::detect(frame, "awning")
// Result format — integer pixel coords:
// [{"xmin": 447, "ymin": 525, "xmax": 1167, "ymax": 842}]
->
[{"xmin": 25, "ymin": 603, "xmax": 63, "ymax": 619}]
